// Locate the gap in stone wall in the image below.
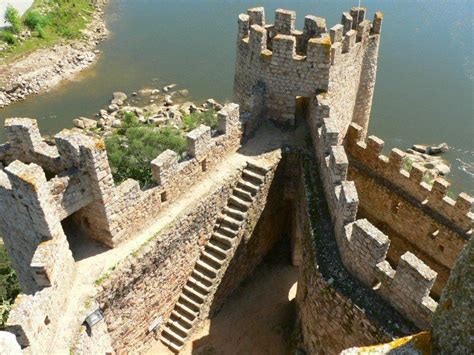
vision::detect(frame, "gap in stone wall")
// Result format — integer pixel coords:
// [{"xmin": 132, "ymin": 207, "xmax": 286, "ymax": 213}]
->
[{"xmin": 61, "ymin": 212, "xmax": 110, "ymax": 262}]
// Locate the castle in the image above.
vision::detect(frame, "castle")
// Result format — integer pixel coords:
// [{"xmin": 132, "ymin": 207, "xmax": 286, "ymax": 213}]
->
[{"xmin": 0, "ymin": 7, "xmax": 471, "ymax": 354}]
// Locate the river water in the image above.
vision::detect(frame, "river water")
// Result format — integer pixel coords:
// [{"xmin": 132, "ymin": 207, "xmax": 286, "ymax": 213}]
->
[{"xmin": 0, "ymin": 0, "xmax": 472, "ymax": 193}]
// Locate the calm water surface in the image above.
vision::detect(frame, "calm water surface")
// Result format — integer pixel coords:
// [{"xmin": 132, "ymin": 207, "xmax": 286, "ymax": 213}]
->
[{"xmin": 1, "ymin": 0, "xmax": 472, "ymax": 193}]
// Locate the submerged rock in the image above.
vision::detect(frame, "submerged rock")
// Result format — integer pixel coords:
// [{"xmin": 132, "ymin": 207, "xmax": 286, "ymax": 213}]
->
[
  {"xmin": 73, "ymin": 117, "xmax": 97, "ymax": 129},
  {"xmin": 412, "ymin": 143, "xmax": 449, "ymax": 155}
]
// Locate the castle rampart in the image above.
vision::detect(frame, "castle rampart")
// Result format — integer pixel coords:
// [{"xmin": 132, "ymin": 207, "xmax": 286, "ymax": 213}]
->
[
  {"xmin": 0, "ymin": 103, "xmax": 243, "ymax": 352},
  {"xmin": 345, "ymin": 123, "xmax": 472, "ymax": 296},
  {"xmin": 305, "ymin": 96, "xmax": 440, "ymax": 329}
]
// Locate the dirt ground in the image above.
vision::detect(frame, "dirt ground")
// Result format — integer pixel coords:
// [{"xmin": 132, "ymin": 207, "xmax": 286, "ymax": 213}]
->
[{"xmin": 149, "ymin": 239, "xmax": 299, "ymax": 355}]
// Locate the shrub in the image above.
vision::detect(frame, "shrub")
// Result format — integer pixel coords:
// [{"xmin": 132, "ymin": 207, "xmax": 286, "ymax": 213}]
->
[
  {"xmin": 0, "ymin": 242, "xmax": 20, "ymax": 329},
  {"xmin": 24, "ymin": 10, "xmax": 49, "ymax": 31},
  {"xmin": 106, "ymin": 114, "xmax": 187, "ymax": 187},
  {"xmin": 0, "ymin": 30, "xmax": 17, "ymax": 45},
  {"xmin": 183, "ymin": 110, "xmax": 218, "ymax": 132},
  {"xmin": 4, "ymin": 5, "xmax": 21, "ymax": 34}
]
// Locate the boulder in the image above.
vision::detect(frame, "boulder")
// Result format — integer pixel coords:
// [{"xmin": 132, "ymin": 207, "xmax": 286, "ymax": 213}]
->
[
  {"xmin": 73, "ymin": 117, "xmax": 97, "ymax": 129},
  {"xmin": 112, "ymin": 119, "xmax": 122, "ymax": 128},
  {"xmin": 412, "ymin": 143, "xmax": 449, "ymax": 155},
  {"xmin": 112, "ymin": 91, "xmax": 127, "ymax": 102},
  {"xmin": 164, "ymin": 95, "xmax": 173, "ymax": 106},
  {"xmin": 108, "ymin": 104, "xmax": 119, "ymax": 113}
]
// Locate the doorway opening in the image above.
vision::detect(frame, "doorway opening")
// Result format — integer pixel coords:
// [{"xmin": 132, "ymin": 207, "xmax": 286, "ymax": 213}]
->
[
  {"xmin": 61, "ymin": 211, "xmax": 110, "ymax": 262},
  {"xmin": 295, "ymin": 96, "xmax": 310, "ymax": 126}
]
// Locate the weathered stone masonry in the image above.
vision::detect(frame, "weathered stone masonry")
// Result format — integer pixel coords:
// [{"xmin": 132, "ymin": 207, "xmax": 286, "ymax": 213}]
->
[
  {"xmin": 234, "ymin": 6, "xmax": 382, "ymax": 134},
  {"xmin": 0, "ymin": 103, "xmax": 243, "ymax": 353}
]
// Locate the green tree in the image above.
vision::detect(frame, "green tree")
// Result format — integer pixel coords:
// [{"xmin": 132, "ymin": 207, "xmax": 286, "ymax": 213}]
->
[{"xmin": 4, "ymin": 5, "xmax": 21, "ymax": 34}]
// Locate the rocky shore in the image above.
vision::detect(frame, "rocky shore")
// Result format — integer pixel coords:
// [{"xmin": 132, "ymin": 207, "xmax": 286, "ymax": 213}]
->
[
  {"xmin": 0, "ymin": 0, "xmax": 108, "ymax": 108},
  {"xmin": 71, "ymin": 84, "xmax": 223, "ymax": 135}
]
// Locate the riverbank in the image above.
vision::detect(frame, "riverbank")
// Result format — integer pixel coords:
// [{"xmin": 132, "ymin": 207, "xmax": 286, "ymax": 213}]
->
[{"xmin": 0, "ymin": 0, "xmax": 108, "ymax": 108}]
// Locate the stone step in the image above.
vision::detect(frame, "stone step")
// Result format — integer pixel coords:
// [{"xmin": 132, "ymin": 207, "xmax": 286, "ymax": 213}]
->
[
  {"xmin": 224, "ymin": 206, "xmax": 246, "ymax": 221},
  {"xmin": 168, "ymin": 319, "xmax": 190, "ymax": 336},
  {"xmin": 179, "ymin": 294, "xmax": 201, "ymax": 311},
  {"xmin": 171, "ymin": 310, "xmax": 194, "ymax": 327},
  {"xmin": 175, "ymin": 302, "xmax": 199, "ymax": 321},
  {"xmin": 160, "ymin": 335, "xmax": 183, "ymax": 353},
  {"xmin": 208, "ymin": 237, "xmax": 232, "ymax": 252},
  {"xmin": 237, "ymin": 180, "xmax": 259, "ymax": 195},
  {"xmin": 162, "ymin": 326, "xmax": 186, "ymax": 343},
  {"xmin": 228, "ymin": 195, "xmax": 251, "ymax": 211},
  {"xmin": 202, "ymin": 250, "xmax": 225, "ymax": 266},
  {"xmin": 205, "ymin": 242, "xmax": 229, "ymax": 258},
  {"xmin": 183, "ymin": 285, "xmax": 206, "ymax": 302},
  {"xmin": 188, "ymin": 277, "xmax": 212, "ymax": 294},
  {"xmin": 200, "ymin": 253, "xmax": 223, "ymax": 269},
  {"xmin": 196, "ymin": 259, "xmax": 219, "ymax": 276},
  {"xmin": 246, "ymin": 162, "xmax": 268, "ymax": 176},
  {"xmin": 232, "ymin": 187, "xmax": 253, "ymax": 202},
  {"xmin": 217, "ymin": 215, "xmax": 241, "ymax": 231},
  {"xmin": 192, "ymin": 268, "xmax": 215, "ymax": 285},
  {"xmin": 242, "ymin": 169, "xmax": 264, "ymax": 184},
  {"xmin": 215, "ymin": 225, "xmax": 238, "ymax": 238}
]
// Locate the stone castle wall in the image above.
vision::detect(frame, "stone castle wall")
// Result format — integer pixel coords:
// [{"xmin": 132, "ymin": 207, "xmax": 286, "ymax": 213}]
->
[
  {"xmin": 91, "ymin": 156, "xmax": 280, "ymax": 353},
  {"xmin": 305, "ymin": 98, "xmax": 440, "ymax": 329},
  {"xmin": 0, "ymin": 104, "xmax": 243, "ymax": 352},
  {"xmin": 345, "ymin": 123, "xmax": 471, "ymax": 297},
  {"xmin": 234, "ymin": 7, "xmax": 381, "ymax": 131}
]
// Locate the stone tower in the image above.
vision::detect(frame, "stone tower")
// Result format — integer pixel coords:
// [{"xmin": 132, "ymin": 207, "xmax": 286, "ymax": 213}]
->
[{"xmin": 234, "ymin": 7, "xmax": 383, "ymax": 136}]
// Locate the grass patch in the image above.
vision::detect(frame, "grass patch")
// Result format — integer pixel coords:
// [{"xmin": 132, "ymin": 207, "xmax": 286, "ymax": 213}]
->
[
  {"xmin": 0, "ymin": 241, "xmax": 21, "ymax": 329},
  {"xmin": 183, "ymin": 110, "xmax": 218, "ymax": 132},
  {"xmin": 402, "ymin": 157, "xmax": 413, "ymax": 172},
  {"xmin": 105, "ymin": 112, "xmax": 187, "ymax": 188},
  {"xmin": 0, "ymin": 0, "xmax": 96, "ymax": 61}
]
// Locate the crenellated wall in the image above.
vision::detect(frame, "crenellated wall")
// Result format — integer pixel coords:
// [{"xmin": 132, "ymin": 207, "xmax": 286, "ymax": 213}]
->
[
  {"xmin": 234, "ymin": 7, "xmax": 382, "ymax": 130},
  {"xmin": 304, "ymin": 96, "xmax": 442, "ymax": 330},
  {"xmin": 0, "ymin": 103, "xmax": 243, "ymax": 352},
  {"xmin": 345, "ymin": 123, "xmax": 472, "ymax": 296}
]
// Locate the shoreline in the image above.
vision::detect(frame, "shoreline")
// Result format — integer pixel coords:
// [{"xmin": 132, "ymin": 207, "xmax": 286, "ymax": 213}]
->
[{"xmin": 0, "ymin": 0, "xmax": 109, "ymax": 108}]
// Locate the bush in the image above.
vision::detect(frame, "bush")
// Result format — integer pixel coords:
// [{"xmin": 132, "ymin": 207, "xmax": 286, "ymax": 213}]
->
[
  {"xmin": 0, "ymin": 30, "xmax": 17, "ymax": 45},
  {"xmin": 183, "ymin": 110, "xmax": 218, "ymax": 132},
  {"xmin": 4, "ymin": 5, "xmax": 21, "ymax": 34},
  {"xmin": 23, "ymin": 10, "xmax": 49, "ymax": 31},
  {"xmin": 106, "ymin": 113, "xmax": 187, "ymax": 187},
  {"xmin": 0, "ymin": 242, "xmax": 20, "ymax": 329}
]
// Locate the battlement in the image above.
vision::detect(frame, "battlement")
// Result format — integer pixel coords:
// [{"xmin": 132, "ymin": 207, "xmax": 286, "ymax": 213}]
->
[
  {"xmin": 306, "ymin": 109, "xmax": 439, "ymax": 329},
  {"xmin": 237, "ymin": 7, "xmax": 381, "ymax": 63},
  {"xmin": 0, "ymin": 104, "xmax": 242, "ymax": 350},
  {"xmin": 234, "ymin": 6, "xmax": 383, "ymax": 127},
  {"xmin": 346, "ymin": 123, "xmax": 473, "ymax": 237}
]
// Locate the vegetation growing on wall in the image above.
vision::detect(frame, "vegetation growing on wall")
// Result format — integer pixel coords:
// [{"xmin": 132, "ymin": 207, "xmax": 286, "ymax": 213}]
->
[
  {"xmin": 0, "ymin": 0, "xmax": 96, "ymax": 60},
  {"xmin": 0, "ymin": 241, "xmax": 20, "ymax": 329}
]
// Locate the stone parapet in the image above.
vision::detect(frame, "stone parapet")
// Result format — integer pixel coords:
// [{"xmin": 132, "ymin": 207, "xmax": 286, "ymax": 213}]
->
[
  {"xmin": 234, "ymin": 7, "xmax": 383, "ymax": 126},
  {"xmin": 346, "ymin": 123, "xmax": 473, "ymax": 237},
  {"xmin": 307, "ymin": 102, "xmax": 439, "ymax": 329}
]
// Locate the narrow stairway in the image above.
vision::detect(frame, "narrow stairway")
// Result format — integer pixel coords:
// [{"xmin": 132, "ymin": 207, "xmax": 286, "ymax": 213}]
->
[{"xmin": 160, "ymin": 162, "xmax": 269, "ymax": 353}]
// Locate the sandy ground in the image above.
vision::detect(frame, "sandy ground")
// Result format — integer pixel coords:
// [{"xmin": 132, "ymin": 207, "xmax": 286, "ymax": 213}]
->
[
  {"xmin": 0, "ymin": 1, "xmax": 34, "ymax": 27},
  {"xmin": 149, "ymin": 240, "xmax": 299, "ymax": 355}
]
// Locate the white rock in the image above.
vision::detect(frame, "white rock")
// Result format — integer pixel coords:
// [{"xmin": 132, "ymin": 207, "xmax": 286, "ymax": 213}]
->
[{"xmin": 112, "ymin": 119, "xmax": 122, "ymax": 128}]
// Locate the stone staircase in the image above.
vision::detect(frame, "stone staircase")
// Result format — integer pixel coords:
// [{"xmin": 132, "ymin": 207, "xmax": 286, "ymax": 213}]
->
[{"xmin": 159, "ymin": 162, "xmax": 269, "ymax": 353}]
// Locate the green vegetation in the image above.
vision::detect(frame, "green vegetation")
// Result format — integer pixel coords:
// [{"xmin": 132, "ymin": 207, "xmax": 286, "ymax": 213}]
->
[
  {"xmin": 105, "ymin": 113, "xmax": 187, "ymax": 188},
  {"xmin": 183, "ymin": 110, "xmax": 218, "ymax": 132},
  {"xmin": 402, "ymin": 157, "xmax": 413, "ymax": 172},
  {"xmin": 0, "ymin": 241, "xmax": 20, "ymax": 329},
  {"xmin": 0, "ymin": 0, "xmax": 96, "ymax": 61},
  {"xmin": 5, "ymin": 5, "xmax": 21, "ymax": 34}
]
